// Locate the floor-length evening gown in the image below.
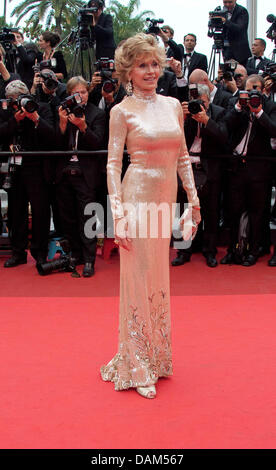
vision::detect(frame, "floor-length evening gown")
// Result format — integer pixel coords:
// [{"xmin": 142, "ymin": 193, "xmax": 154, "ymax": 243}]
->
[{"xmin": 100, "ymin": 91, "xmax": 199, "ymax": 390}]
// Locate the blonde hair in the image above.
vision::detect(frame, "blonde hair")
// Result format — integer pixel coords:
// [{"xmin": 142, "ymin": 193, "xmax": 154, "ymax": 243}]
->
[
  {"xmin": 115, "ymin": 33, "xmax": 166, "ymax": 85},
  {"xmin": 66, "ymin": 76, "xmax": 89, "ymax": 94}
]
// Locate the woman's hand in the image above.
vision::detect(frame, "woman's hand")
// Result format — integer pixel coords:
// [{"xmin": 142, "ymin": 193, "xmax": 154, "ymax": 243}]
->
[{"xmin": 114, "ymin": 217, "xmax": 132, "ymax": 251}]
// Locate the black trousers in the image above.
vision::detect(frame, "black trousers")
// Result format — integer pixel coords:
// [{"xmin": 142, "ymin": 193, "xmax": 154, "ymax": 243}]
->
[
  {"xmin": 56, "ymin": 173, "xmax": 97, "ymax": 263},
  {"xmin": 227, "ymin": 166, "xmax": 270, "ymax": 257},
  {"xmin": 175, "ymin": 170, "xmax": 221, "ymax": 256},
  {"xmin": 7, "ymin": 165, "xmax": 50, "ymax": 259}
]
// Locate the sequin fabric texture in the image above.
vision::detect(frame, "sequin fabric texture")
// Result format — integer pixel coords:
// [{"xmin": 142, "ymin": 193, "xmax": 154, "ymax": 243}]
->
[{"xmin": 100, "ymin": 92, "xmax": 199, "ymax": 390}]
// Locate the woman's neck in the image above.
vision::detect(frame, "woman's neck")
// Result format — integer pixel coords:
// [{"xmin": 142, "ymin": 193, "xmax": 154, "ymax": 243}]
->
[{"xmin": 132, "ymin": 86, "xmax": 156, "ymax": 102}]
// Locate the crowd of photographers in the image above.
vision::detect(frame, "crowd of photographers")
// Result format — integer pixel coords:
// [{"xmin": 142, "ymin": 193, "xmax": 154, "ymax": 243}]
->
[{"xmin": 0, "ymin": 0, "xmax": 276, "ymax": 277}]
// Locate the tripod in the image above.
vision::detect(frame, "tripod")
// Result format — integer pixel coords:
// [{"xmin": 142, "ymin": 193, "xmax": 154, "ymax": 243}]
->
[
  {"xmin": 70, "ymin": 34, "xmax": 95, "ymax": 81},
  {"xmin": 208, "ymin": 42, "xmax": 224, "ymax": 81}
]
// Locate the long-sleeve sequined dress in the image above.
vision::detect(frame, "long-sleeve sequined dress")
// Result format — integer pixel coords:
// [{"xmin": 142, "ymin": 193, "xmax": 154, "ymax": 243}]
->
[{"xmin": 100, "ymin": 92, "xmax": 199, "ymax": 391}]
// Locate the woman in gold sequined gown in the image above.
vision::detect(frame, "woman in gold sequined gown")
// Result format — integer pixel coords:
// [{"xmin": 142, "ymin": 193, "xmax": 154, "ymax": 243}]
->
[{"xmin": 100, "ymin": 34, "xmax": 200, "ymax": 399}]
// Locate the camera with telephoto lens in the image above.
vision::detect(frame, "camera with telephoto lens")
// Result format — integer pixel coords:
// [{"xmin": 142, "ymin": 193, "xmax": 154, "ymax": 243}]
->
[
  {"xmin": 238, "ymin": 89, "xmax": 263, "ymax": 110},
  {"xmin": 94, "ymin": 57, "xmax": 117, "ymax": 93},
  {"xmin": 0, "ymin": 94, "xmax": 38, "ymax": 113},
  {"xmin": 145, "ymin": 18, "xmax": 164, "ymax": 35},
  {"xmin": 219, "ymin": 61, "xmax": 237, "ymax": 81},
  {"xmin": 0, "ymin": 27, "xmax": 16, "ymax": 51},
  {"xmin": 33, "ymin": 59, "xmax": 57, "ymax": 74},
  {"xmin": 36, "ymin": 239, "xmax": 77, "ymax": 276},
  {"xmin": 60, "ymin": 93, "xmax": 84, "ymax": 117}
]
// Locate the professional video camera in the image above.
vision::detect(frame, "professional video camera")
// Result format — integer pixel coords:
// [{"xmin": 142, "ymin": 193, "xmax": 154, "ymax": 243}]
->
[
  {"xmin": 145, "ymin": 18, "xmax": 164, "ymax": 35},
  {"xmin": 0, "ymin": 27, "xmax": 16, "ymax": 51},
  {"xmin": 36, "ymin": 239, "xmax": 77, "ymax": 276},
  {"xmin": 0, "ymin": 94, "xmax": 39, "ymax": 113},
  {"xmin": 208, "ymin": 6, "xmax": 226, "ymax": 49},
  {"xmin": 238, "ymin": 89, "xmax": 263, "ymax": 110},
  {"xmin": 94, "ymin": 57, "xmax": 117, "ymax": 93},
  {"xmin": 60, "ymin": 92, "xmax": 84, "ymax": 117},
  {"xmin": 266, "ymin": 14, "xmax": 276, "ymax": 42},
  {"xmin": 219, "ymin": 61, "xmax": 237, "ymax": 81}
]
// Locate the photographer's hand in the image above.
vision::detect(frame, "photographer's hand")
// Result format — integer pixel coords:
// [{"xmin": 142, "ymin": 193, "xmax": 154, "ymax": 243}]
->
[
  {"xmin": 225, "ymin": 77, "xmax": 238, "ymax": 94},
  {"xmin": 181, "ymin": 101, "xmax": 190, "ymax": 120},
  {"xmin": 89, "ymin": 72, "xmax": 102, "ymax": 92},
  {"xmin": 14, "ymin": 109, "xmax": 26, "ymax": 122},
  {"xmin": 30, "ymin": 72, "xmax": 42, "ymax": 94},
  {"xmin": 192, "ymin": 105, "xmax": 209, "ymax": 125},
  {"xmin": 264, "ymin": 77, "xmax": 273, "ymax": 97},
  {"xmin": 0, "ymin": 53, "xmax": 10, "ymax": 82},
  {"xmin": 23, "ymin": 109, "xmax": 40, "ymax": 126},
  {"xmin": 170, "ymin": 58, "xmax": 183, "ymax": 78},
  {"xmin": 248, "ymin": 103, "xmax": 263, "ymax": 114},
  {"xmin": 58, "ymin": 106, "xmax": 68, "ymax": 134},
  {"xmin": 68, "ymin": 113, "xmax": 87, "ymax": 133}
]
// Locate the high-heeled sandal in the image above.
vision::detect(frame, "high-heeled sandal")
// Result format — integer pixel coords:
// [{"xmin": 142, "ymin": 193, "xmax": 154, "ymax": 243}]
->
[{"xmin": 136, "ymin": 385, "xmax": 156, "ymax": 399}]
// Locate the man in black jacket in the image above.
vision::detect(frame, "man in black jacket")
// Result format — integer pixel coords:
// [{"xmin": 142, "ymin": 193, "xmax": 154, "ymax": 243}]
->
[
  {"xmin": 56, "ymin": 76, "xmax": 105, "ymax": 277},
  {"xmin": 221, "ymin": 75, "xmax": 276, "ymax": 266},
  {"xmin": 178, "ymin": 34, "xmax": 208, "ymax": 80},
  {"xmin": 189, "ymin": 69, "xmax": 232, "ymax": 109},
  {"xmin": 0, "ymin": 80, "xmax": 54, "ymax": 268},
  {"xmin": 246, "ymin": 38, "xmax": 271, "ymax": 76},
  {"xmin": 172, "ymin": 84, "xmax": 229, "ymax": 267},
  {"xmin": 88, "ymin": 0, "xmax": 116, "ymax": 59},
  {"xmin": 216, "ymin": 0, "xmax": 251, "ymax": 65}
]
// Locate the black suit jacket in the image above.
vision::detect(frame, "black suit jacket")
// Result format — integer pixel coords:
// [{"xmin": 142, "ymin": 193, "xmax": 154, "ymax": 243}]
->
[
  {"xmin": 55, "ymin": 102, "xmax": 106, "ymax": 189},
  {"xmin": 225, "ymin": 97, "xmax": 276, "ymax": 179},
  {"xmin": 178, "ymin": 46, "xmax": 208, "ymax": 77},
  {"xmin": 212, "ymin": 87, "xmax": 232, "ymax": 109},
  {"xmin": 246, "ymin": 56, "xmax": 271, "ymax": 76},
  {"xmin": 185, "ymin": 103, "xmax": 228, "ymax": 181},
  {"xmin": 0, "ymin": 102, "xmax": 54, "ymax": 182},
  {"xmin": 223, "ymin": 4, "xmax": 251, "ymax": 65},
  {"xmin": 166, "ymin": 39, "xmax": 183, "ymax": 61},
  {"xmin": 156, "ymin": 71, "xmax": 178, "ymax": 99},
  {"xmin": 92, "ymin": 13, "xmax": 116, "ymax": 59}
]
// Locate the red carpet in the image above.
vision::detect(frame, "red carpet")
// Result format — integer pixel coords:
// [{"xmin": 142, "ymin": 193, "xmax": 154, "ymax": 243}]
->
[{"xmin": 1, "ymin": 248, "xmax": 276, "ymax": 449}]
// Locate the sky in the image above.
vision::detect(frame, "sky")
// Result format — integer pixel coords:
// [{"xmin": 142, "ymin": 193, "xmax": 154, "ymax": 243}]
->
[{"xmin": 3, "ymin": 0, "xmax": 276, "ymax": 60}]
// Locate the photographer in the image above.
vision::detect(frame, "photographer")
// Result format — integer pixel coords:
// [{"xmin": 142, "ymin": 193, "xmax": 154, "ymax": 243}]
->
[
  {"xmin": 216, "ymin": 62, "xmax": 248, "ymax": 97},
  {"xmin": 189, "ymin": 68, "xmax": 232, "ymax": 108},
  {"xmin": 221, "ymin": 75, "xmax": 276, "ymax": 266},
  {"xmin": 12, "ymin": 30, "xmax": 40, "ymax": 90},
  {"xmin": 37, "ymin": 31, "xmax": 67, "ymax": 81},
  {"xmin": 0, "ymin": 44, "xmax": 20, "ymax": 99},
  {"xmin": 56, "ymin": 76, "xmax": 105, "ymax": 277},
  {"xmin": 31, "ymin": 68, "xmax": 67, "ymax": 119},
  {"xmin": 157, "ymin": 25, "xmax": 183, "ymax": 61},
  {"xmin": 213, "ymin": 0, "xmax": 251, "ymax": 65},
  {"xmin": 0, "ymin": 80, "xmax": 54, "ymax": 268},
  {"xmin": 178, "ymin": 34, "xmax": 208, "ymax": 80},
  {"xmin": 88, "ymin": 0, "xmax": 116, "ymax": 60},
  {"xmin": 172, "ymin": 84, "xmax": 228, "ymax": 267}
]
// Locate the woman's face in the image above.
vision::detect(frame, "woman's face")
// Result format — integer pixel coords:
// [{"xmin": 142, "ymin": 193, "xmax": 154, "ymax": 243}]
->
[
  {"xmin": 70, "ymin": 84, "xmax": 89, "ymax": 105},
  {"xmin": 38, "ymin": 36, "xmax": 50, "ymax": 50},
  {"xmin": 129, "ymin": 54, "xmax": 161, "ymax": 93}
]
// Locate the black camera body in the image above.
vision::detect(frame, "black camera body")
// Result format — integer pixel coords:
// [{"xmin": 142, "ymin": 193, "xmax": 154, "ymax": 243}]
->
[
  {"xmin": 60, "ymin": 92, "xmax": 84, "ymax": 117},
  {"xmin": 219, "ymin": 62, "xmax": 237, "ymax": 81},
  {"xmin": 95, "ymin": 57, "xmax": 117, "ymax": 93},
  {"xmin": 239, "ymin": 90, "xmax": 263, "ymax": 110},
  {"xmin": 36, "ymin": 239, "xmax": 77, "ymax": 276},
  {"xmin": 188, "ymin": 99, "xmax": 204, "ymax": 115},
  {"xmin": 262, "ymin": 62, "xmax": 276, "ymax": 92},
  {"xmin": 40, "ymin": 71, "xmax": 59, "ymax": 91},
  {"xmin": 145, "ymin": 18, "xmax": 164, "ymax": 35},
  {"xmin": 0, "ymin": 27, "xmax": 16, "ymax": 51},
  {"xmin": 0, "ymin": 94, "xmax": 38, "ymax": 113},
  {"xmin": 266, "ymin": 14, "xmax": 276, "ymax": 41}
]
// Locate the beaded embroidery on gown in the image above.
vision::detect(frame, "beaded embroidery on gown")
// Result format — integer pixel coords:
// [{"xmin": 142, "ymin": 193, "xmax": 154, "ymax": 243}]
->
[{"xmin": 100, "ymin": 92, "xmax": 199, "ymax": 391}]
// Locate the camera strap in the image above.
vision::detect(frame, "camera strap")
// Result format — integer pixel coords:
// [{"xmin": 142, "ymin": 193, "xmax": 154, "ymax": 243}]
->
[
  {"xmin": 9, "ymin": 143, "xmax": 22, "ymax": 166},
  {"xmin": 233, "ymin": 114, "xmax": 253, "ymax": 159},
  {"xmin": 70, "ymin": 129, "xmax": 79, "ymax": 162}
]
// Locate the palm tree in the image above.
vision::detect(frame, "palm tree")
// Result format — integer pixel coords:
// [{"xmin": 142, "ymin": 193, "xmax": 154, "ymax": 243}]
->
[
  {"xmin": 10, "ymin": 0, "xmax": 85, "ymax": 36},
  {"xmin": 106, "ymin": 0, "xmax": 154, "ymax": 44}
]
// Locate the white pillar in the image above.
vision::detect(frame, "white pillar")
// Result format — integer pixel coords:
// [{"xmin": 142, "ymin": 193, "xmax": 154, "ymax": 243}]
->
[{"xmin": 247, "ymin": 0, "xmax": 258, "ymax": 45}]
